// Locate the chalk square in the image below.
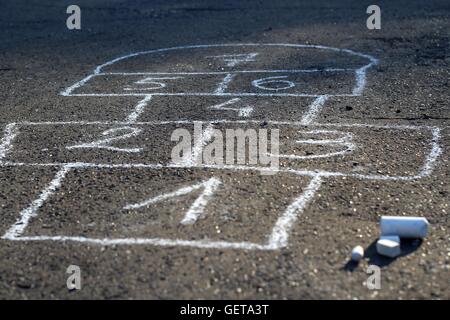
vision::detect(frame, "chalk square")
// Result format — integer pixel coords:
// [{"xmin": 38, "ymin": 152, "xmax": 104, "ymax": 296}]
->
[
  {"xmin": 224, "ymin": 71, "xmax": 356, "ymax": 96},
  {"xmin": 130, "ymin": 96, "xmax": 320, "ymax": 122},
  {"xmin": 70, "ymin": 73, "xmax": 225, "ymax": 96},
  {"xmin": 9, "ymin": 167, "xmax": 316, "ymax": 249}
]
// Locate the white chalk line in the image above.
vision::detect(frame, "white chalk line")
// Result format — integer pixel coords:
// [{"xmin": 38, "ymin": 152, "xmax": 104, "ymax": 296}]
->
[
  {"xmin": 0, "ymin": 160, "xmax": 335, "ymax": 176},
  {"xmin": 300, "ymin": 95, "xmax": 329, "ymax": 125},
  {"xmin": 267, "ymin": 175, "xmax": 323, "ymax": 248},
  {"xmin": 0, "ymin": 160, "xmax": 437, "ymax": 182},
  {"xmin": 214, "ymin": 73, "xmax": 236, "ymax": 94},
  {"xmin": 412, "ymin": 127, "xmax": 442, "ymax": 177},
  {"xmin": 60, "ymin": 74, "xmax": 95, "ymax": 97},
  {"xmin": 0, "ymin": 123, "xmax": 18, "ymax": 161},
  {"xmin": 102, "ymin": 68, "xmax": 352, "ymax": 75},
  {"xmin": 1, "ymin": 166, "xmax": 71, "ymax": 240},
  {"xmin": 61, "ymin": 92, "xmax": 360, "ymax": 98},
  {"xmin": 353, "ymin": 64, "xmax": 375, "ymax": 96},
  {"xmin": 11, "ymin": 120, "xmax": 439, "ymax": 131},
  {"xmin": 8, "ymin": 235, "xmax": 273, "ymax": 250},
  {"xmin": 125, "ymin": 95, "xmax": 152, "ymax": 123}
]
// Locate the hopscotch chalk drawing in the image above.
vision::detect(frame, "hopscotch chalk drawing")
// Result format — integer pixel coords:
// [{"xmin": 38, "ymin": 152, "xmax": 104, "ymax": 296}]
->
[{"xmin": 0, "ymin": 44, "xmax": 442, "ymax": 250}]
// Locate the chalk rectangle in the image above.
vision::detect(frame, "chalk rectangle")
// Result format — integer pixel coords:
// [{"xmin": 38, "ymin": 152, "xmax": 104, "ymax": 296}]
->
[
  {"xmin": 0, "ymin": 122, "xmax": 437, "ymax": 181},
  {"xmin": 133, "ymin": 96, "xmax": 318, "ymax": 122},
  {"xmin": 14, "ymin": 168, "xmax": 314, "ymax": 248},
  {"xmin": 68, "ymin": 73, "xmax": 224, "ymax": 96},
  {"xmin": 67, "ymin": 71, "xmax": 354, "ymax": 97},
  {"xmin": 226, "ymin": 71, "xmax": 355, "ymax": 96}
]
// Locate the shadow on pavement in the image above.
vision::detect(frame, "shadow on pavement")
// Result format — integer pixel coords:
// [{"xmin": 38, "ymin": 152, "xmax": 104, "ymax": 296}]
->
[{"xmin": 343, "ymin": 238, "xmax": 423, "ymax": 271}]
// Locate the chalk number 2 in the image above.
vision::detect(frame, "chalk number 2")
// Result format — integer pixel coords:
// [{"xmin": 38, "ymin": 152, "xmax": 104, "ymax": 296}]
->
[{"xmin": 66, "ymin": 126, "xmax": 143, "ymax": 153}]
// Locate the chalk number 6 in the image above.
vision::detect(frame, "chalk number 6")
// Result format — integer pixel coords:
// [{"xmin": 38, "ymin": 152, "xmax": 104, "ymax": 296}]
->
[{"xmin": 252, "ymin": 76, "xmax": 295, "ymax": 91}]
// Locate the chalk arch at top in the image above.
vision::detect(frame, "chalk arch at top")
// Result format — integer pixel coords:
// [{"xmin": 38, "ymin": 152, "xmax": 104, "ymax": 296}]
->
[
  {"xmin": 61, "ymin": 44, "xmax": 378, "ymax": 97},
  {"xmin": 95, "ymin": 43, "xmax": 378, "ymax": 74}
]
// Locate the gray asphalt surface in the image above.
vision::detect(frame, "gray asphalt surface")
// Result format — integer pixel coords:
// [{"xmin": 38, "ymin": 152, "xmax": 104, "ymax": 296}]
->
[{"xmin": 0, "ymin": 0, "xmax": 449, "ymax": 299}]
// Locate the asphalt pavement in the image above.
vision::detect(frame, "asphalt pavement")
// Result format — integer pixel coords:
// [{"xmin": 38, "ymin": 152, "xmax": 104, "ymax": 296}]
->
[{"xmin": 0, "ymin": 0, "xmax": 448, "ymax": 299}]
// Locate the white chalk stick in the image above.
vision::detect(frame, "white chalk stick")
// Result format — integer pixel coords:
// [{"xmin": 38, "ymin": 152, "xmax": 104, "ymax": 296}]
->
[
  {"xmin": 380, "ymin": 216, "xmax": 429, "ymax": 238},
  {"xmin": 376, "ymin": 235, "xmax": 401, "ymax": 258},
  {"xmin": 351, "ymin": 245, "xmax": 364, "ymax": 262}
]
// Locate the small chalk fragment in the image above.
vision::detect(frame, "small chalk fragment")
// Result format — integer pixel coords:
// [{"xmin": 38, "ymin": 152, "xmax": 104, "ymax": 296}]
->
[
  {"xmin": 380, "ymin": 216, "xmax": 429, "ymax": 238},
  {"xmin": 376, "ymin": 235, "xmax": 401, "ymax": 258},
  {"xmin": 351, "ymin": 245, "xmax": 364, "ymax": 262}
]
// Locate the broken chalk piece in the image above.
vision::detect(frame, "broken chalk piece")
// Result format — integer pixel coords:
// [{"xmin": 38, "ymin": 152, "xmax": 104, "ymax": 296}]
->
[
  {"xmin": 380, "ymin": 216, "xmax": 429, "ymax": 238},
  {"xmin": 376, "ymin": 235, "xmax": 401, "ymax": 258},
  {"xmin": 351, "ymin": 245, "xmax": 364, "ymax": 262}
]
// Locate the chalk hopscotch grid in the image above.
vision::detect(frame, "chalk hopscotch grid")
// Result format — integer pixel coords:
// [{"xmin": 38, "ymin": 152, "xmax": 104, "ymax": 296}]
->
[
  {"xmin": 0, "ymin": 120, "xmax": 442, "ymax": 249},
  {"xmin": 0, "ymin": 43, "xmax": 441, "ymax": 250}
]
